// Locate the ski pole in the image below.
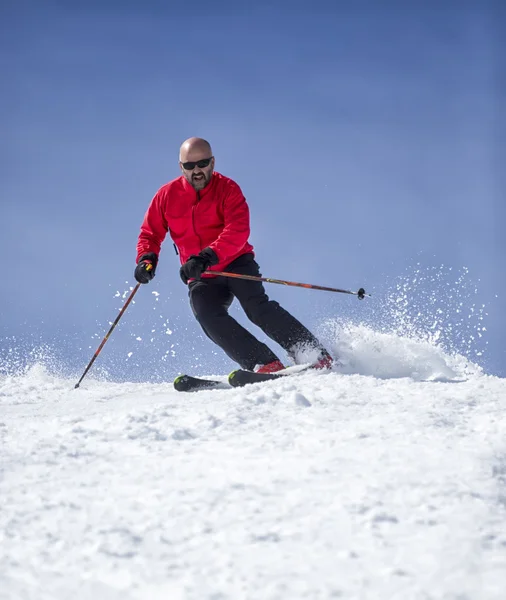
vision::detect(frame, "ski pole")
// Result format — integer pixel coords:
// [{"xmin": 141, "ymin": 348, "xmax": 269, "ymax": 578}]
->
[
  {"xmin": 74, "ymin": 282, "xmax": 141, "ymax": 389},
  {"xmin": 210, "ymin": 271, "xmax": 368, "ymax": 299}
]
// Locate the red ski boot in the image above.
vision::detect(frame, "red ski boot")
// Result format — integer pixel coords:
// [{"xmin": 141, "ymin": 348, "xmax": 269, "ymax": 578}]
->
[
  {"xmin": 312, "ymin": 353, "xmax": 333, "ymax": 370},
  {"xmin": 255, "ymin": 360, "xmax": 285, "ymax": 374}
]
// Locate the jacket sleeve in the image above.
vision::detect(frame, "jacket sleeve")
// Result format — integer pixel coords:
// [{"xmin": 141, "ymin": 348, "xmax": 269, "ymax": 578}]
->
[
  {"xmin": 208, "ymin": 181, "xmax": 250, "ymax": 263},
  {"xmin": 136, "ymin": 190, "xmax": 168, "ymax": 263}
]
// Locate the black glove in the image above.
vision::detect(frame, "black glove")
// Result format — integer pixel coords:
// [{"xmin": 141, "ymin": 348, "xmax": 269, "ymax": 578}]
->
[
  {"xmin": 134, "ymin": 252, "xmax": 158, "ymax": 284},
  {"xmin": 180, "ymin": 247, "xmax": 218, "ymax": 284}
]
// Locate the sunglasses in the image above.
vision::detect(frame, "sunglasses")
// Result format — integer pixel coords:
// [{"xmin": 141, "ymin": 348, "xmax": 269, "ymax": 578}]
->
[{"xmin": 181, "ymin": 157, "xmax": 213, "ymax": 170}]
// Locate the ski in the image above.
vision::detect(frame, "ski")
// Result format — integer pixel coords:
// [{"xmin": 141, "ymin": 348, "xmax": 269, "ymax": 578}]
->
[
  {"xmin": 228, "ymin": 362, "xmax": 333, "ymax": 387},
  {"xmin": 174, "ymin": 371, "xmax": 286, "ymax": 392},
  {"xmin": 228, "ymin": 369, "xmax": 290, "ymax": 387},
  {"xmin": 174, "ymin": 363, "xmax": 326, "ymax": 392},
  {"xmin": 173, "ymin": 374, "xmax": 224, "ymax": 392}
]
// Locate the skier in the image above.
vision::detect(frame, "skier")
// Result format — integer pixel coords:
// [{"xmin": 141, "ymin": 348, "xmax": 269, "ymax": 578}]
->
[{"xmin": 134, "ymin": 137, "xmax": 333, "ymax": 374}]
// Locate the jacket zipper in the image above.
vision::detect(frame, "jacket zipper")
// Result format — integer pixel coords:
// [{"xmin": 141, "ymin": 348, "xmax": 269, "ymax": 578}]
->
[{"xmin": 192, "ymin": 190, "xmax": 204, "ymax": 249}]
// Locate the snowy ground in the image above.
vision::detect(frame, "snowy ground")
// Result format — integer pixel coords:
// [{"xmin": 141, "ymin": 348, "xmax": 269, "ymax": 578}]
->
[{"xmin": 1, "ymin": 328, "xmax": 506, "ymax": 600}]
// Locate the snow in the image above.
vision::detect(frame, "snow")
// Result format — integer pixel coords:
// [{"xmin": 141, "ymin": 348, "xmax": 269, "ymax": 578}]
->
[{"xmin": 1, "ymin": 327, "xmax": 505, "ymax": 599}]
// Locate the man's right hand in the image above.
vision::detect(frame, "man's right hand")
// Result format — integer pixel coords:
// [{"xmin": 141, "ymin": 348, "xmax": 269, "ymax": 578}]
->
[{"xmin": 134, "ymin": 252, "xmax": 158, "ymax": 284}]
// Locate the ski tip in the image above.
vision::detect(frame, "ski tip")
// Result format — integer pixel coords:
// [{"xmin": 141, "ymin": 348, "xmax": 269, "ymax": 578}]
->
[
  {"xmin": 174, "ymin": 374, "xmax": 224, "ymax": 392},
  {"xmin": 173, "ymin": 374, "xmax": 189, "ymax": 392},
  {"xmin": 228, "ymin": 370, "xmax": 240, "ymax": 385}
]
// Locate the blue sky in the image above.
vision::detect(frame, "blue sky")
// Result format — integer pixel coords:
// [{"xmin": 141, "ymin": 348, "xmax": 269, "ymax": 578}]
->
[{"xmin": 1, "ymin": 0, "xmax": 504, "ymax": 379}]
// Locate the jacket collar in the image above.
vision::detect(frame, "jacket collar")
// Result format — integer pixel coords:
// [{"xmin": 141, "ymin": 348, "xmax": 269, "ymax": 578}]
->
[{"xmin": 181, "ymin": 172, "xmax": 217, "ymax": 197}]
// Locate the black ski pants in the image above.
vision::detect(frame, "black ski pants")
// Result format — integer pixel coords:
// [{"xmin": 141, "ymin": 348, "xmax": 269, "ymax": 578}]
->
[{"xmin": 188, "ymin": 253, "xmax": 327, "ymax": 371}]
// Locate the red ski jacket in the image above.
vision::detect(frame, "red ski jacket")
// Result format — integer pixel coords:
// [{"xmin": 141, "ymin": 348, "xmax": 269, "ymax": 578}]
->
[{"xmin": 136, "ymin": 172, "xmax": 254, "ymax": 274}]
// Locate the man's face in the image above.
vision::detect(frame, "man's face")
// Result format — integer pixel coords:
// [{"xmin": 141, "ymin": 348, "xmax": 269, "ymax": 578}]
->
[{"xmin": 179, "ymin": 153, "xmax": 215, "ymax": 191}]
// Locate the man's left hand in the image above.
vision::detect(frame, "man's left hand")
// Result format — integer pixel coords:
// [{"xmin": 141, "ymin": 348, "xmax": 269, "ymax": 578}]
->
[{"xmin": 180, "ymin": 247, "xmax": 218, "ymax": 284}]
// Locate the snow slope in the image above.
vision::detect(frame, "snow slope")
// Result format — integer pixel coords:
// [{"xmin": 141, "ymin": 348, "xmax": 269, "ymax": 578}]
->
[{"xmin": 1, "ymin": 327, "xmax": 505, "ymax": 600}]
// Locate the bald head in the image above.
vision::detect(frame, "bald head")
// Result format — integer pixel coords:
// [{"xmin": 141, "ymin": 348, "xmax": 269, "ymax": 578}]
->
[
  {"xmin": 179, "ymin": 137, "xmax": 213, "ymax": 162},
  {"xmin": 179, "ymin": 137, "xmax": 215, "ymax": 190}
]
